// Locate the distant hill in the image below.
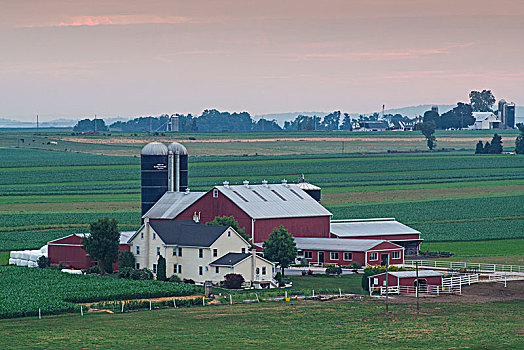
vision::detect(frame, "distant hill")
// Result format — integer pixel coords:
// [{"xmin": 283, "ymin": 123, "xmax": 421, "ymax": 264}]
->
[{"xmin": 0, "ymin": 117, "xmax": 130, "ymax": 128}]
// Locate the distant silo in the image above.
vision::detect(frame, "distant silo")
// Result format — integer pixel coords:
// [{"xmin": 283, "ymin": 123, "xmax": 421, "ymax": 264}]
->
[
  {"xmin": 141, "ymin": 142, "xmax": 169, "ymax": 216},
  {"xmin": 167, "ymin": 142, "xmax": 188, "ymax": 192}
]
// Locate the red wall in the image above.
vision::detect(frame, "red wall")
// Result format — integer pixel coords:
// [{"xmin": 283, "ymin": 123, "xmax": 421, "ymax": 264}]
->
[
  {"xmin": 175, "ymin": 189, "xmax": 331, "ymax": 243},
  {"xmin": 302, "ymin": 244, "xmax": 404, "ymax": 266},
  {"xmin": 48, "ymin": 235, "xmax": 130, "ymax": 270},
  {"xmin": 373, "ymin": 273, "xmax": 442, "ymax": 287}
]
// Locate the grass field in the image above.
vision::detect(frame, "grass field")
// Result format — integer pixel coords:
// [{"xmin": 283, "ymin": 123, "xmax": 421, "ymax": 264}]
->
[
  {"xmin": 286, "ymin": 274, "xmax": 364, "ymax": 294},
  {"xmin": 0, "ymin": 131, "xmax": 523, "ymax": 258},
  {"xmin": 0, "ymin": 299, "xmax": 522, "ymax": 349}
]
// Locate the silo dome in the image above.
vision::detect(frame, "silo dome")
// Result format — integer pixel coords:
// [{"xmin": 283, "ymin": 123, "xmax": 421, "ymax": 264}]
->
[
  {"xmin": 141, "ymin": 142, "xmax": 168, "ymax": 156},
  {"xmin": 167, "ymin": 142, "xmax": 188, "ymax": 155}
]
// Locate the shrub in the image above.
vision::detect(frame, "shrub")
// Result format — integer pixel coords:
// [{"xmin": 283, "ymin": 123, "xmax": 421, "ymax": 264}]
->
[
  {"xmin": 58, "ymin": 262, "xmax": 66, "ymax": 269},
  {"xmin": 118, "ymin": 267, "xmax": 133, "ymax": 279},
  {"xmin": 224, "ymin": 273, "xmax": 245, "ymax": 289},
  {"xmin": 85, "ymin": 265, "xmax": 101, "ymax": 274},
  {"xmin": 130, "ymin": 268, "xmax": 154, "ymax": 280},
  {"xmin": 183, "ymin": 279, "xmax": 195, "ymax": 285},
  {"xmin": 37, "ymin": 256, "xmax": 51, "ymax": 269},
  {"xmin": 350, "ymin": 262, "xmax": 362, "ymax": 270},
  {"xmin": 118, "ymin": 251, "xmax": 135, "ymax": 270},
  {"xmin": 325, "ymin": 266, "xmax": 342, "ymax": 276},
  {"xmin": 157, "ymin": 255, "xmax": 167, "ymax": 281},
  {"xmin": 168, "ymin": 275, "xmax": 181, "ymax": 282}
]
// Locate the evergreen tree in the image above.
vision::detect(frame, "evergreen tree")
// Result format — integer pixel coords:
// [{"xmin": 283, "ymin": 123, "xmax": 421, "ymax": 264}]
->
[
  {"xmin": 489, "ymin": 134, "xmax": 503, "ymax": 154},
  {"xmin": 475, "ymin": 141, "xmax": 484, "ymax": 154},
  {"xmin": 515, "ymin": 124, "xmax": 524, "ymax": 154},
  {"xmin": 157, "ymin": 255, "xmax": 167, "ymax": 281},
  {"xmin": 483, "ymin": 141, "xmax": 491, "ymax": 154}
]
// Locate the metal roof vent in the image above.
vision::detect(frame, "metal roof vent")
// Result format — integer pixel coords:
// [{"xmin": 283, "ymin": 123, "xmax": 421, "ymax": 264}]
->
[
  {"xmin": 243, "ymin": 180, "xmax": 250, "ymax": 188},
  {"xmin": 261, "ymin": 179, "xmax": 268, "ymax": 187},
  {"xmin": 281, "ymin": 179, "xmax": 288, "ymax": 187},
  {"xmin": 184, "ymin": 188, "xmax": 190, "ymax": 195},
  {"xmin": 223, "ymin": 181, "xmax": 230, "ymax": 188}
]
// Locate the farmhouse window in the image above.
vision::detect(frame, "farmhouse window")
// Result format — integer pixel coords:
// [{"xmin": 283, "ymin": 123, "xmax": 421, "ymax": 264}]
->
[
  {"xmin": 213, "ymin": 189, "xmax": 219, "ymax": 198},
  {"xmin": 213, "ymin": 249, "xmax": 218, "ymax": 257},
  {"xmin": 153, "ymin": 264, "xmax": 157, "ymax": 274},
  {"xmin": 262, "ymin": 267, "xmax": 266, "ymax": 275},
  {"xmin": 392, "ymin": 251, "xmax": 401, "ymax": 259},
  {"xmin": 173, "ymin": 248, "xmax": 177, "ymax": 256},
  {"xmin": 256, "ymin": 267, "xmax": 260, "ymax": 275},
  {"xmin": 178, "ymin": 265, "xmax": 182, "ymax": 273},
  {"xmin": 157, "ymin": 247, "xmax": 160, "ymax": 256},
  {"xmin": 178, "ymin": 247, "xmax": 183, "ymax": 256},
  {"xmin": 153, "ymin": 233, "xmax": 156, "ymax": 240},
  {"xmin": 199, "ymin": 266, "xmax": 203, "ymax": 275},
  {"xmin": 344, "ymin": 252, "xmax": 353, "ymax": 261},
  {"xmin": 199, "ymin": 249, "xmax": 204, "ymax": 258},
  {"xmin": 215, "ymin": 266, "xmax": 219, "ymax": 273},
  {"xmin": 136, "ymin": 246, "xmax": 140, "ymax": 255},
  {"xmin": 330, "ymin": 252, "xmax": 339, "ymax": 260},
  {"xmin": 140, "ymin": 232, "xmax": 144, "ymax": 239},
  {"xmin": 173, "ymin": 264, "xmax": 177, "ymax": 273},
  {"xmin": 304, "ymin": 251, "xmax": 313, "ymax": 259},
  {"xmin": 136, "ymin": 263, "xmax": 140, "ymax": 269},
  {"xmin": 242, "ymin": 248, "xmax": 246, "ymax": 254},
  {"xmin": 369, "ymin": 252, "xmax": 378, "ymax": 261}
]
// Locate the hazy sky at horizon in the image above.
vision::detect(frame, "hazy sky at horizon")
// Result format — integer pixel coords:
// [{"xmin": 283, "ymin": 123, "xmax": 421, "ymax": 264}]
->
[{"xmin": 1, "ymin": 0, "xmax": 523, "ymax": 121}]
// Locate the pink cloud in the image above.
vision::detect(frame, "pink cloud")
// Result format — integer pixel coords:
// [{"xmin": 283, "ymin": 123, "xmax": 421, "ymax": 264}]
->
[{"xmin": 20, "ymin": 15, "xmax": 190, "ymax": 28}]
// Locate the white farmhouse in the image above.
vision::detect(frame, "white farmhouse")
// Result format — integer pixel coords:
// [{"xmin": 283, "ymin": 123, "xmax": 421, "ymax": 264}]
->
[{"xmin": 128, "ymin": 219, "xmax": 276, "ymax": 287}]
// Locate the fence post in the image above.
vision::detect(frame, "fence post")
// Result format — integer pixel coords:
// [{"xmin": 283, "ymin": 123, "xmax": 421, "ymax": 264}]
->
[
  {"xmin": 312, "ymin": 289, "xmax": 315, "ymax": 297},
  {"xmin": 256, "ymin": 293, "xmax": 259, "ymax": 303},
  {"xmin": 339, "ymin": 288, "xmax": 342, "ymax": 297},
  {"xmin": 229, "ymin": 295, "xmax": 232, "ymax": 305},
  {"xmin": 202, "ymin": 297, "xmax": 205, "ymax": 306},
  {"xmin": 81, "ymin": 305, "xmax": 83, "ymax": 316},
  {"xmin": 121, "ymin": 302, "xmax": 124, "ymax": 313},
  {"xmin": 39, "ymin": 308, "xmax": 41, "ymax": 320},
  {"xmin": 150, "ymin": 300, "xmax": 152, "ymax": 310},
  {"xmin": 173, "ymin": 298, "xmax": 177, "ymax": 308}
]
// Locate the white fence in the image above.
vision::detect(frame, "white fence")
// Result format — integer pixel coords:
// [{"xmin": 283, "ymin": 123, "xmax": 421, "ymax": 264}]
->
[
  {"xmin": 404, "ymin": 260, "xmax": 524, "ymax": 273},
  {"xmin": 374, "ymin": 274, "xmax": 478, "ymax": 296}
]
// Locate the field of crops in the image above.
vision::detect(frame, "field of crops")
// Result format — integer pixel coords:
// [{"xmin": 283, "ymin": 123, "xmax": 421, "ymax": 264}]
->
[
  {"xmin": 0, "ymin": 132, "xmax": 523, "ymax": 252},
  {"xmin": 0, "ymin": 266, "xmax": 200, "ymax": 319}
]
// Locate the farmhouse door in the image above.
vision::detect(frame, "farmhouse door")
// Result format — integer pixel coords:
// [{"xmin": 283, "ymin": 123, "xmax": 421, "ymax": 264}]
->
[
  {"xmin": 380, "ymin": 254, "xmax": 389, "ymax": 266},
  {"xmin": 318, "ymin": 252, "xmax": 325, "ymax": 263}
]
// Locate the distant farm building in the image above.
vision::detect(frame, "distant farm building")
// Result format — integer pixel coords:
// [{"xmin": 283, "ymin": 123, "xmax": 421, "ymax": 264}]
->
[
  {"xmin": 47, "ymin": 232, "xmax": 133, "ymax": 270},
  {"xmin": 469, "ymin": 112, "xmax": 502, "ymax": 130},
  {"xmin": 370, "ymin": 270, "xmax": 444, "ymax": 291}
]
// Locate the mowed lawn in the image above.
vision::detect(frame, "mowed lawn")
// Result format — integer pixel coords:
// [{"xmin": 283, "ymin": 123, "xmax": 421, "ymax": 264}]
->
[
  {"xmin": 0, "ymin": 300, "xmax": 522, "ymax": 349},
  {"xmin": 287, "ymin": 274, "xmax": 365, "ymax": 294}
]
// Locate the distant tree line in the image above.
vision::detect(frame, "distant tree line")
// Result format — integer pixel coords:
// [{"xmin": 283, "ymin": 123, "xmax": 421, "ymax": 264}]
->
[{"xmin": 475, "ymin": 134, "xmax": 503, "ymax": 154}]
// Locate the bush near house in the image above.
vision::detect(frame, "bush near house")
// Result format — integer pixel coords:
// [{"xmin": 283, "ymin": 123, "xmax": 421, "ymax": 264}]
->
[
  {"xmin": 325, "ymin": 266, "xmax": 342, "ymax": 276},
  {"xmin": 224, "ymin": 273, "xmax": 245, "ymax": 289}
]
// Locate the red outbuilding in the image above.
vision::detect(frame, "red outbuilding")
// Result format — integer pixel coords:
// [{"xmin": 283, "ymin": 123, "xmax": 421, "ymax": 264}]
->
[
  {"xmin": 370, "ymin": 270, "xmax": 443, "ymax": 291},
  {"xmin": 144, "ymin": 181, "xmax": 332, "ymax": 244},
  {"xmin": 47, "ymin": 232, "xmax": 133, "ymax": 270},
  {"xmin": 293, "ymin": 237, "xmax": 405, "ymax": 266}
]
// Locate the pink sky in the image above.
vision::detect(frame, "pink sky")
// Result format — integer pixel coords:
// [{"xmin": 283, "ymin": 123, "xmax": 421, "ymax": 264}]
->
[{"xmin": 1, "ymin": 0, "xmax": 523, "ymax": 121}]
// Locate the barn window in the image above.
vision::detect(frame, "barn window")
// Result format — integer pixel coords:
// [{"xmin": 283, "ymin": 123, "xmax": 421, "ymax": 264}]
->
[
  {"xmin": 199, "ymin": 249, "xmax": 204, "ymax": 258},
  {"xmin": 213, "ymin": 189, "xmax": 219, "ymax": 198},
  {"xmin": 178, "ymin": 265, "xmax": 182, "ymax": 273},
  {"xmin": 213, "ymin": 249, "xmax": 218, "ymax": 257},
  {"xmin": 392, "ymin": 251, "xmax": 401, "ymax": 259},
  {"xmin": 369, "ymin": 252, "xmax": 378, "ymax": 261},
  {"xmin": 173, "ymin": 248, "xmax": 177, "ymax": 256},
  {"xmin": 199, "ymin": 266, "xmax": 203, "ymax": 275},
  {"xmin": 262, "ymin": 267, "xmax": 266, "ymax": 275},
  {"xmin": 304, "ymin": 251, "xmax": 313, "ymax": 259},
  {"xmin": 344, "ymin": 252, "xmax": 353, "ymax": 261},
  {"xmin": 136, "ymin": 246, "xmax": 140, "ymax": 255},
  {"xmin": 215, "ymin": 266, "xmax": 219, "ymax": 273},
  {"xmin": 178, "ymin": 247, "xmax": 183, "ymax": 256},
  {"xmin": 153, "ymin": 264, "xmax": 157, "ymax": 274},
  {"xmin": 156, "ymin": 247, "xmax": 160, "ymax": 256},
  {"xmin": 330, "ymin": 252, "xmax": 339, "ymax": 260},
  {"xmin": 136, "ymin": 263, "xmax": 140, "ymax": 269}
]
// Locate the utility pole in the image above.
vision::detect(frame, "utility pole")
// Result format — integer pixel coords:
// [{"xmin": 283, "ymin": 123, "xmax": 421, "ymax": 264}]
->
[
  {"xmin": 416, "ymin": 261, "xmax": 419, "ymax": 313},
  {"xmin": 36, "ymin": 114, "xmax": 39, "ymax": 131},
  {"xmin": 342, "ymin": 141, "xmax": 344, "ymax": 153},
  {"xmin": 94, "ymin": 114, "xmax": 97, "ymax": 133},
  {"xmin": 385, "ymin": 256, "xmax": 389, "ymax": 314}
]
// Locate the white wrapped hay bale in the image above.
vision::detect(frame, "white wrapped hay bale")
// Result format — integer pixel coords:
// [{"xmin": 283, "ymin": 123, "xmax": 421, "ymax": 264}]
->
[
  {"xmin": 19, "ymin": 252, "xmax": 30, "ymax": 261},
  {"xmin": 19, "ymin": 259, "xmax": 28, "ymax": 267},
  {"xmin": 61, "ymin": 269, "xmax": 83, "ymax": 275},
  {"xmin": 8, "ymin": 258, "xmax": 16, "ymax": 265},
  {"xmin": 39, "ymin": 245, "xmax": 48, "ymax": 256},
  {"xmin": 29, "ymin": 251, "xmax": 41, "ymax": 262},
  {"xmin": 28, "ymin": 261, "xmax": 38, "ymax": 268},
  {"xmin": 10, "ymin": 251, "xmax": 20, "ymax": 259}
]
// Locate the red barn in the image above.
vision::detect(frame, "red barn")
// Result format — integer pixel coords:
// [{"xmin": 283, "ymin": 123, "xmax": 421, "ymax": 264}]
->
[
  {"xmin": 330, "ymin": 219, "xmax": 423, "ymax": 256},
  {"xmin": 47, "ymin": 232, "xmax": 133, "ymax": 270},
  {"xmin": 144, "ymin": 181, "xmax": 332, "ymax": 244},
  {"xmin": 371, "ymin": 270, "xmax": 443, "ymax": 290},
  {"xmin": 294, "ymin": 237, "xmax": 404, "ymax": 266}
]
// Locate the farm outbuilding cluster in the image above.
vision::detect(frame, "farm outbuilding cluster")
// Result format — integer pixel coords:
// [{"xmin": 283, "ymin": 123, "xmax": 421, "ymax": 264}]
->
[{"xmin": 38, "ymin": 141, "xmax": 423, "ymax": 286}]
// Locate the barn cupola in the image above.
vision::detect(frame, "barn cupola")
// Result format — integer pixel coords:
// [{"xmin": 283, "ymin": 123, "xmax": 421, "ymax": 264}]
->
[{"xmin": 297, "ymin": 174, "xmax": 322, "ymax": 202}]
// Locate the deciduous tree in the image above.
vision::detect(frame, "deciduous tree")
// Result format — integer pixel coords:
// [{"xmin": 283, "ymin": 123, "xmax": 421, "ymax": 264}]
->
[
  {"xmin": 469, "ymin": 90, "xmax": 496, "ymax": 112},
  {"xmin": 82, "ymin": 217, "xmax": 120, "ymax": 275},
  {"xmin": 263, "ymin": 225, "xmax": 297, "ymax": 276},
  {"xmin": 206, "ymin": 216, "xmax": 249, "ymax": 242},
  {"xmin": 418, "ymin": 121, "xmax": 437, "ymax": 150}
]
